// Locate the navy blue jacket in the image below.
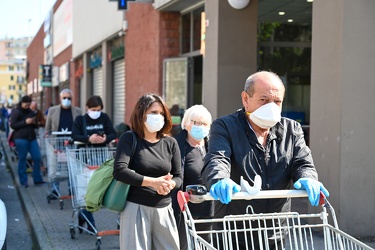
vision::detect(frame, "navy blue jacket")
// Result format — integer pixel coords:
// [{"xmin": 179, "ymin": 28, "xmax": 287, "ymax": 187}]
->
[{"xmin": 202, "ymin": 108, "xmax": 318, "ymax": 216}]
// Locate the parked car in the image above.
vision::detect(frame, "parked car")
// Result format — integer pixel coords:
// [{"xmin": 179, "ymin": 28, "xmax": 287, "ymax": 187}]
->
[{"xmin": 0, "ymin": 198, "xmax": 6, "ymax": 250}]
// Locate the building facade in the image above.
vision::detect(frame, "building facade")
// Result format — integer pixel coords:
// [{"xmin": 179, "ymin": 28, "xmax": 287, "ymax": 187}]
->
[{"xmin": 0, "ymin": 37, "xmax": 28, "ymax": 106}]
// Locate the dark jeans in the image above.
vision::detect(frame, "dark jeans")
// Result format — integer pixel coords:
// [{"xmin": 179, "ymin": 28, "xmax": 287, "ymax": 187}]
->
[
  {"xmin": 81, "ymin": 209, "xmax": 95, "ymax": 227},
  {"xmin": 15, "ymin": 139, "xmax": 43, "ymax": 186}
]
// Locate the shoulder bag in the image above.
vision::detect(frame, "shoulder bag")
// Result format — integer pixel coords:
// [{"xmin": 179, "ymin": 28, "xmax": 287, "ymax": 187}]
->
[{"xmin": 102, "ymin": 131, "xmax": 137, "ymax": 212}]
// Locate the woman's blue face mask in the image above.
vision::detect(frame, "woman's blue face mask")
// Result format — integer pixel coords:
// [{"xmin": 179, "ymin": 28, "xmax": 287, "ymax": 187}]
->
[{"xmin": 189, "ymin": 125, "xmax": 209, "ymax": 141}]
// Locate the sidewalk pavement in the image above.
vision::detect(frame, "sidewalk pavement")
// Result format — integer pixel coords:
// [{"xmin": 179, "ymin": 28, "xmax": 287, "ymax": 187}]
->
[{"xmin": 1, "ymin": 132, "xmax": 120, "ymax": 250}]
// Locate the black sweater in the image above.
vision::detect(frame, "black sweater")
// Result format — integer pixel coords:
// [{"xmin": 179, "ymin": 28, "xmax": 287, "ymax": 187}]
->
[{"xmin": 113, "ymin": 132, "xmax": 183, "ymax": 208}]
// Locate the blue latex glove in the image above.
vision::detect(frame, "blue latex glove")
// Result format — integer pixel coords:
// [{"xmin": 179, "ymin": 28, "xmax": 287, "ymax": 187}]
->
[
  {"xmin": 294, "ymin": 178, "xmax": 330, "ymax": 206},
  {"xmin": 210, "ymin": 178, "xmax": 241, "ymax": 204}
]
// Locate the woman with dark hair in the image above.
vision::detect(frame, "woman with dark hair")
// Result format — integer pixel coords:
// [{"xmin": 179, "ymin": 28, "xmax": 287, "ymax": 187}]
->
[
  {"xmin": 10, "ymin": 95, "xmax": 46, "ymax": 188},
  {"xmin": 71, "ymin": 95, "xmax": 117, "ymax": 233},
  {"xmin": 71, "ymin": 95, "xmax": 116, "ymax": 147},
  {"xmin": 113, "ymin": 93, "xmax": 182, "ymax": 249}
]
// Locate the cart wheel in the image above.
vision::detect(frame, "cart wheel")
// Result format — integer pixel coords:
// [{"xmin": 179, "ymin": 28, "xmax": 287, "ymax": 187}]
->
[
  {"xmin": 96, "ymin": 239, "xmax": 101, "ymax": 250},
  {"xmin": 70, "ymin": 227, "xmax": 76, "ymax": 239},
  {"xmin": 60, "ymin": 201, "xmax": 64, "ymax": 210},
  {"xmin": 117, "ymin": 224, "xmax": 120, "ymax": 230}
]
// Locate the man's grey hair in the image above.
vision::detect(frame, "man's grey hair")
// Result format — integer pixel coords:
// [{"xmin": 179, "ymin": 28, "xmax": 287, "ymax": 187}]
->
[
  {"xmin": 244, "ymin": 71, "xmax": 284, "ymax": 97},
  {"xmin": 60, "ymin": 89, "xmax": 72, "ymax": 97}
]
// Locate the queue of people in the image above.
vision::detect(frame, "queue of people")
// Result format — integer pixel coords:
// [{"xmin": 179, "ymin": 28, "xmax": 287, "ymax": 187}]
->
[
  {"xmin": 5, "ymin": 70, "xmax": 329, "ymax": 249},
  {"xmin": 111, "ymin": 71, "xmax": 328, "ymax": 250}
]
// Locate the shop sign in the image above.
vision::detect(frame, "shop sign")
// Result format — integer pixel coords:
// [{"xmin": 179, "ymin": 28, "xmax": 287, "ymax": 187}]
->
[
  {"xmin": 74, "ymin": 59, "xmax": 84, "ymax": 78},
  {"xmin": 110, "ymin": 45, "xmax": 124, "ymax": 61},
  {"xmin": 39, "ymin": 65, "xmax": 52, "ymax": 87},
  {"xmin": 90, "ymin": 52, "xmax": 102, "ymax": 69}
]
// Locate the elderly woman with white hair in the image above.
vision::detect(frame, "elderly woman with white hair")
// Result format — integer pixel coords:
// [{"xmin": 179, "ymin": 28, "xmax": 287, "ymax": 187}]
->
[{"xmin": 172, "ymin": 104, "xmax": 214, "ymax": 250}]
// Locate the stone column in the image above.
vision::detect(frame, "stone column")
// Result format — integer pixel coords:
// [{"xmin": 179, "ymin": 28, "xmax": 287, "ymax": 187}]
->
[
  {"xmin": 203, "ymin": 0, "xmax": 258, "ymax": 119},
  {"xmin": 310, "ymin": 0, "xmax": 375, "ymax": 236}
]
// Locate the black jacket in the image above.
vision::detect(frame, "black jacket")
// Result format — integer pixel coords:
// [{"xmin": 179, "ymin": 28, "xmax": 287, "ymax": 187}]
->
[
  {"xmin": 172, "ymin": 130, "xmax": 213, "ymax": 225},
  {"xmin": 202, "ymin": 108, "xmax": 318, "ymax": 217},
  {"xmin": 10, "ymin": 106, "xmax": 38, "ymax": 141},
  {"xmin": 71, "ymin": 113, "xmax": 117, "ymax": 147}
]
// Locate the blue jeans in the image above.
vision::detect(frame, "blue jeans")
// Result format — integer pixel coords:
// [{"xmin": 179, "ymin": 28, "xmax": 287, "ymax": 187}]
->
[{"xmin": 15, "ymin": 139, "xmax": 43, "ymax": 186}]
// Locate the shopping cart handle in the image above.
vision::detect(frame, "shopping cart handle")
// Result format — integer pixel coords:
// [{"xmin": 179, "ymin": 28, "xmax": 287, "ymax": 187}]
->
[
  {"xmin": 179, "ymin": 185, "xmax": 309, "ymax": 206},
  {"xmin": 51, "ymin": 131, "xmax": 72, "ymax": 135}
]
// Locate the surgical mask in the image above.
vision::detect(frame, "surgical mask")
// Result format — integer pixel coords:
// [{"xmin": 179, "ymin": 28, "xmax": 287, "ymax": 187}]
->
[
  {"xmin": 249, "ymin": 102, "xmax": 281, "ymax": 129},
  {"xmin": 87, "ymin": 110, "xmax": 101, "ymax": 120},
  {"xmin": 190, "ymin": 125, "xmax": 209, "ymax": 141},
  {"xmin": 61, "ymin": 98, "xmax": 71, "ymax": 107},
  {"xmin": 144, "ymin": 114, "xmax": 165, "ymax": 133}
]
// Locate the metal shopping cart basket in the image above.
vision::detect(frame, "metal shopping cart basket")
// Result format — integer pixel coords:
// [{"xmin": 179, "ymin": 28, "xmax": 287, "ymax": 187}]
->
[
  {"xmin": 177, "ymin": 187, "xmax": 374, "ymax": 250},
  {"xmin": 67, "ymin": 147, "xmax": 119, "ymax": 249},
  {"xmin": 45, "ymin": 135, "xmax": 72, "ymax": 209},
  {"xmin": 37, "ymin": 134, "xmax": 47, "ymax": 176}
]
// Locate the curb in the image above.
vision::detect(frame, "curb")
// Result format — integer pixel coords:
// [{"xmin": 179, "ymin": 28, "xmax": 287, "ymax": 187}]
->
[{"xmin": 0, "ymin": 135, "xmax": 52, "ymax": 250}]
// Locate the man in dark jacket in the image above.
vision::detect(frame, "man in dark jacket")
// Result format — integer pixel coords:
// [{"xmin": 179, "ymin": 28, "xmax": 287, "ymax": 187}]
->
[
  {"xmin": 10, "ymin": 96, "xmax": 46, "ymax": 188},
  {"xmin": 202, "ymin": 71, "xmax": 329, "ymax": 249}
]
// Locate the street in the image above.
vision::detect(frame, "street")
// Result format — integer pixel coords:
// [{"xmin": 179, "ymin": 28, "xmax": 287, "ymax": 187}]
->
[{"xmin": 0, "ymin": 145, "xmax": 33, "ymax": 249}]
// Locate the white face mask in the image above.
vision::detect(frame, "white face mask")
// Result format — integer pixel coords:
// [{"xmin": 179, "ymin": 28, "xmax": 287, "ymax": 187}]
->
[
  {"xmin": 87, "ymin": 110, "xmax": 101, "ymax": 120},
  {"xmin": 249, "ymin": 102, "xmax": 281, "ymax": 129},
  {"xmin": 144, "ymin": 114, "xmax": 165, "ymax": 133},
  {"xmin": 61, "ymin": 98, "xmax": 71, "ymax": 107}
]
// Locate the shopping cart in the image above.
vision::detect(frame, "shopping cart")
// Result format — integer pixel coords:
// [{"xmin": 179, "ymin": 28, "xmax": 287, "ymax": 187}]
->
[
  {"xmin": 177, "ymin": 187, "xmax": 374, "ymax": 250},
  {"xmin": 37, "ymin": 134, "xmax": 47, "ymax": 176},
  {"xmin": 67, "ymin": 147, "xmax": 119, "ymax": 249},
  {"xmin": 36, "ymin": 127, "xmax": 47, "ymax": 175},
  {"xmin": 45, "ymin": 134, "xmax": 72, "ymax": 209}
]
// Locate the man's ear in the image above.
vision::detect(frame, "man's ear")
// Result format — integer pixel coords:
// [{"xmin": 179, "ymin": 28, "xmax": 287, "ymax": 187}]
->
[{"xmin": 241, "ymin": 91, "xmax": 249, "ymax": 109}]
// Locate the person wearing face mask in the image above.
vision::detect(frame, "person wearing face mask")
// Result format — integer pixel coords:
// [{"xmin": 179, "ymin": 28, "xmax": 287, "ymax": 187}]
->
[
  {"xmin": 113, "ymin": 93, "xmax": 182, "ymax": 250},
  {"xmin": 71, "ymin": 95, "xmax": 117, "ymax": 233},
  {"xmin": 171, "ymin": 105, "xmax": 214, "ymax": 250},
  {"xmin": 201, "ymin": 71, "xmax": 329, "ymax": 249},
  {"xmin": 45, "ymin": 89, "xmax": 82, "ymax": 135},
  {"xmin": 45, "ymin": 89, "xmax": 82, "ymax": 200},
  {"xmin": 71, "ymin": 95, "xmax": 116, "ymax": 148},
  {"xmin": 10, "ymin": 95, "xmax": 46, "ymax": 188}
]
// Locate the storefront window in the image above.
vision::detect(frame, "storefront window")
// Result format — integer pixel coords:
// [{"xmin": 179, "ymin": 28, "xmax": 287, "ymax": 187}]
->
[
  {"xmin": 258, "ymin": 0, "xmax": 312, "ymax": 144},
  {"xmin": 258, "ymin": 24, "xmax": 311, "ymax": 125},
  {"xmin": 181, "ymin": 6, "xmax": 204, "ymax": 54}
]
